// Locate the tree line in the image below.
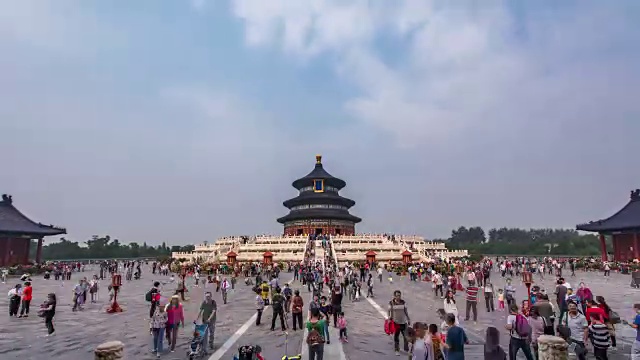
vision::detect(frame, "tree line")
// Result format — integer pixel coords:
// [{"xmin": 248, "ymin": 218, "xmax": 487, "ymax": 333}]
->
[
  {"xmin": 437, "ymin": 227, "xmax": 606, "ymax": 256},
  {"xmin": 29, "ymin": 235, "xmax": 195, "ymax": 261}
]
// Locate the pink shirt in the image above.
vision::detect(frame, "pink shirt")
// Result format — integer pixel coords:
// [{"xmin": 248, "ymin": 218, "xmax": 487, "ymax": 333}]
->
[{"xmin": 165, "ymin": 303, "xmax": 184, "ymax": 325}]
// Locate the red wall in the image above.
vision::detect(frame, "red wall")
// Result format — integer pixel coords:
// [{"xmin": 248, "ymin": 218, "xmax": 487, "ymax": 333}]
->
[
  {"xmin": 613, "ymin": 233, "xmax": 639, "ymax": 261},
  {"xmin": 0, "ymin": 237, "xmax": 30, "ymax": 267}
]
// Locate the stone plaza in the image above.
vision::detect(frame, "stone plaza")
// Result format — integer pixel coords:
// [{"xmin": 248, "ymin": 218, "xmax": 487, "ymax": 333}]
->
[{"xmin": 0, "ymin": 266, "xmax": 638, "ymax": 360}]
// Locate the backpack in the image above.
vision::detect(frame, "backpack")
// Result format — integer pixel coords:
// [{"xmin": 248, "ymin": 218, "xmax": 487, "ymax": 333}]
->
[
  {"xmin": 145, "ymin": 289, "xmax": 154, "ymax": 302},
  {"xmin": 514, "ymin": 314, "xmax": 531, "ymax": 338},
  {"xmin": 306, "ymin": 322, "xmax": 325, "ymax": 345}
]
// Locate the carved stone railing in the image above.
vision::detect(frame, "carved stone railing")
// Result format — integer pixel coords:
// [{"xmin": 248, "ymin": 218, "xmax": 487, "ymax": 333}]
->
[{"xmin": 536, "ymin": 335, "xmax": 568, "ymax": 360}]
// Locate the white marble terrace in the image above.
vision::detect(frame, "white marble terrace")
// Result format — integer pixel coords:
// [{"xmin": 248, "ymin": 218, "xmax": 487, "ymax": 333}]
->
[{"xmin": 172, "ymin": 234, "xmax": 467, "ymax": 263}]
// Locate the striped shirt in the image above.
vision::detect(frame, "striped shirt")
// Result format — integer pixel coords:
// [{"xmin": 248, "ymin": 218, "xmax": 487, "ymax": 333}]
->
[
  {"xmin": 588, "ymin": 323, "xmax": 610, "ymax": 349},
  {"xmin": 465, "ymin": 286, "xmax": 479, "ymax": 302}
]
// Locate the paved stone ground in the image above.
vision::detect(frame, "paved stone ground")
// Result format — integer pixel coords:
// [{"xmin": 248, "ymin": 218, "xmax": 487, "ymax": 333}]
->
[
  {"xmin": 365, "ymin": 269, "xmax": 639, "ymax": 359},
  {"xmin": 1, "ymin": 267, "xmax": 637, "ymax": 359}
]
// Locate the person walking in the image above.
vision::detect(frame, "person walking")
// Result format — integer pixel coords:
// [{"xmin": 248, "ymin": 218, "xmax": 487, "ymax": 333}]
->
[
  {"xmin": 306, "ymin": 307, "xmax": 326, "ymax": 360},
  {"xmin": 8, "ymin": 284, "xmax": 22, "ymax": 317},
  {"xmin": 388, "ymin": 290, "xmax": 411, "ymax": 356},
  {"xmin": 506, "ymin": 304, "xmax": 534, "ymax": 360},
  {"xmin": 165, "ymin": 295, "xmax": 185, "ymax": 353},
  {"xmin": 220, "ymin": 277, "xmax": 231, "ymax": 305},
  {"xmin": 444, "ymin": 313, "xmax": 468, "ymax": 360},
  {"xmin": 42, "ymin": 293, "xmax": 57, "ymax": 336},
  {"xmin": 196, "ymin": 291, "xmax": 217, "ymax": 353},
  {"xmin": 149, "ymin": 303, "xmax": 167, "ymax": 358}
]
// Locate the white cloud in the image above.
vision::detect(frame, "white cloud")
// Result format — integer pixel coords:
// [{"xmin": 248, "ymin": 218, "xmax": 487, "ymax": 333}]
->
[{"xmin": 230, "ymin": 0, "xmax": 640, "ymax": 145}]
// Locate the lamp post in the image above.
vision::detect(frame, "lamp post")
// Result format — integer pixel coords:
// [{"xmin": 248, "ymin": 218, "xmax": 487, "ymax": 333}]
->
[
  {"xmin": 107, "ymin": 273, "xmax": 123, "ymax": 313},
  {"xmin": 522, "ymin": 271, "xmax": 533, "ymax": 303}
]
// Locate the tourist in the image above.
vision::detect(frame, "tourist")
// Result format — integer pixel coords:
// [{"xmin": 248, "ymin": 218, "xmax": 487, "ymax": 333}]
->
[
  {"xmin": 624, "ymin": 303, "xmax": 640, "ymax": 359},
  {"xmin": 89, "ymin": 275, "xmax": 99, "ymax": 303},
  {"xmin": 428, "ymin": 323, "xmax": 446, "ymax": 360},
  {"xmin": 8, "ymin": 284, "xmax": 22, "ymax": 317},
  {"xmin": 41, "ymin": 293, "xmax": 56, "ymax": 336},
  {"xmin": 337, "ymin": 311, "xmax": 348, "ymax": 343},
  {"xmin": 366, "ymin": 273, "xmax": 374, "ymax": 297},
  {"xmin": 175, "ymin": 276, "xmax": 187, "ymax": 301},
  {"xmin": 388, "ymin": 289, "xmax": 411, "ymax": 355},
  {"xmin": 270, "ymin": 286, "xmax": 286, "ymax": 331},
  {"xmin": 497, "ymin": 289, "xmax": 505, "ymax": 311},
  {"xmin": 220, "ymin": 277, "xmax": 231, "ymax": 304},
  {"xmin": 411, "ymin": 322, "xmax": 434, "ymax": 360},
  {"xmin": 576, "ymin": 282, "xmax": 593, "ymax": 314},
  {"xmin": 588, "ymin": 312, "xmax": 610, "ymax": 360},
  {"xmin": 464, "ymin": 280, "xmax": 479, "ymax": 323},
  {"xmin": 165, "ymin": 295, "xmax": 185, "ymax": 352},
  {"xmin": 72, "ymin": 279, "xmax": 84, "ymax": 311},
  {"xmin": 443, "ymin": 312, "xmax": 468, "ymax": 360},
  {"xmin": 147, "ymin": 281, "xmax": 161, "ymax": 318},
  {"xmin": 484, "ymin": 326, "xmax": 506, "ymax": 360},
  {"xmin": 443, "ymin": 290, "xmax": 459, "ymax": 324},
  {"xmin": 197, "ymin": 291, "xmax": 217, "ymax": 352},
  {"xmin": 555, "ymin": 279, "xmax": 568, "ymax": 323},
  {"xmin": 528, "ymin": 307, "xmax": 545, "ymax": 359},
  {"xmin": 291, "ymin": 289, "xmax": 304, "ymax": 330},
  {"xmin": 483, "ymin": 281, "xmax": 495, "ymax": 313},
  {"xmin": 330, "ymin": 284, "xmax": 343, "ymax": 328},
  {"xmin": 319, "ymin": 296, "xmax": 332, "ymax": 344},
  {"xmin": 532, "ymin": 293, "xmax": 555, "ymax": 335},
  {"xmin": 505, "ymin": 304, "xmax": 534, "ymax": 360},
  {"xmin": 434, "ymin": 272, "xmax": 444, "ymax": 298},
  {"xmin": 306, "ymin": 307, "xmax": 326, "ymax": 360},
  {"xmin": 585, "ymin": 299, "xmax": 606, "ymax": 324},
  {"xmin": 564, "ymin": 302, "xmax": 587, "ymax": 360},
  {"xmin": 150, "ymin": 302, "xmax": 167, "ymax": 358},
  {"xmin": 504, "ymin": 279, "xmax": 516, "ymax": 309},
  {"xmin": 378, "ymin": 265, "xmax": 383, "ymax": 282},
  {"xmin": 18, "ymin": 281, "xmax": 32, "ymax": 318},
  {"xmin": 255, "ymin": 286, "xmax": 265, "ymax": 326},
  {"xmin": 596, "ymin": 296, "xmax": 617, "ymax": 349}
]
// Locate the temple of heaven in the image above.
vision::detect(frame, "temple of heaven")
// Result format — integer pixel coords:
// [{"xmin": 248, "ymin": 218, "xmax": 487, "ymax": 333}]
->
[{"xmin": 277, "ymin": 155, "xmax": 361, "ymax": 236}]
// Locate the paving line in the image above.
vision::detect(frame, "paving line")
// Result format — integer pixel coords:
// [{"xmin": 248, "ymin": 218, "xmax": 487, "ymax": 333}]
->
[
  {"xmin": 301, "ymin": 253, "xmax": 347, "ymax": 360},
  {"xmin": 207, "ymin": 276, "xmax": 294, "ymax": 360}
]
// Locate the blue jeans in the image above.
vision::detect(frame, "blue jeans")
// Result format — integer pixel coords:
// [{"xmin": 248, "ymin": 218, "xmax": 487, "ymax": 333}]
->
[
  {"xmin": 152, "ymin": 327, "xmax": 165, "ymax": 353},
  {"xmin": 323, "ymin": 320, "xmax": 330, "ymax": 342}
]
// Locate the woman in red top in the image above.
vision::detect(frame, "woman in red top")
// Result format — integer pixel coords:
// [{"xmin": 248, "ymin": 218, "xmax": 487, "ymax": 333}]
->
[{"xmin": 19, "ymin": 281, "xmax": 32, "ymax": 317}]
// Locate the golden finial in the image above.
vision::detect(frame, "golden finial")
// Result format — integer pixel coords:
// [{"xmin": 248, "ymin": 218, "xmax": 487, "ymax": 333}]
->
[{"xmin": 316, "ymin": 154, "xmax": 322, "ymax": 164}]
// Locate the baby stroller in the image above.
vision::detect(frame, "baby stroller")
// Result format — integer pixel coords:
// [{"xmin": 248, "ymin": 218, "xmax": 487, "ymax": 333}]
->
[
  {"xmin": 233, "ymin": 344, "xmax": 263, "ymax": 360},
  {"xmin": 188, "ymin": 322, "xmax": 208, "ymax": 359}
]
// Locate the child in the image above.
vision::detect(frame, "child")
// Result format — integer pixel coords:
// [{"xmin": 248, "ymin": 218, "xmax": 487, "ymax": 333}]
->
[
  {"xmin": 190, "ymin": 330, "xmax": 201, "ymax": 354},
  {"xmin": 337, "ymin": 312, "xmax": 348, "ymax": 343},
  {"xmin": 497, "ymin": 289, "xmax": 505, "ymax": 311}
]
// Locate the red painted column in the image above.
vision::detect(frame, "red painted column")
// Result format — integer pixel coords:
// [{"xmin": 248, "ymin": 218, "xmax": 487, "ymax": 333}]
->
[
  {"xmin": 634, "ymin": 233, "xmax": 640, "ymax": 260},
  {"xmin": 36, "ymin": 238, "xmax": 43, "ymax": 264},
  {"xmin": 599, "ymin": 234, "xmax": 607, "ymax": 261},
  {"xmin": 4, "ymin": 237, "xmax": 12, "ymax": 266},
  {"xmin": 24, "ymin": 239, "xmax": 30, "ymax": 264}
]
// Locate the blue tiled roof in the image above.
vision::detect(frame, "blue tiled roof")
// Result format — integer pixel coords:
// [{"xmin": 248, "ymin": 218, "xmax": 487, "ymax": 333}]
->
[
  {"xmin": 576, "ymin": 189, "xmax": 640, "ymax": 232},
  {"xmin": 0, "ymin": 194, "xmax": 66, "ymax": 236}
]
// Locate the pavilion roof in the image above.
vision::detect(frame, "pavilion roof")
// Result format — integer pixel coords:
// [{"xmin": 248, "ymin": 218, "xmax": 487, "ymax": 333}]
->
[
  {"xmin": 401, "ymin": 250, "xmax": 413, "ymax": 256},
  {"xmin": 263, "ymin": 251, "xmax": 274, "ymax": 256},
  {"xmin": 291, "ymin": 155, "xmax": 346, "ymax": 190},
  {"xmin": 0, "ymin": 194, "xmax": 66, "ymax": 236},
  {"xmin": 226, "ymin": 251, "xmax": 237, "ymax": 257},
  {"xmin": 576, "ymin": 189, "xmax": 640, "ymax": 233},
  {"xmin": 365, "ymin": 250, "xmax": 377, "ymax": 256}
]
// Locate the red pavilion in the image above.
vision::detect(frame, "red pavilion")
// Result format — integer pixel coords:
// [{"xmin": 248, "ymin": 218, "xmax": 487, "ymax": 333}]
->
[
  {"xmin": 576, "ymin": 189, "xmax": 640, "ymax": 262},
  {"xmin": 0, "ymin": 194, "xmax": 66, "ymax": 266}
]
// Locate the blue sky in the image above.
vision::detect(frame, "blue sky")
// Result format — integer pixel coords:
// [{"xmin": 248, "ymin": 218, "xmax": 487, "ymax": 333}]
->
[{"xmin": 1, "ymin": 0, "xmax": 639, "ymax": 245}]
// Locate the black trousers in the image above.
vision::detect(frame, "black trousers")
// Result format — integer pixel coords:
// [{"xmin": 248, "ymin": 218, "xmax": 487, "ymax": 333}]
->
[
  {"xmin": 45, "ymin": 315, "xmax": 55, "ymax": 334},
  {"xmin": 484, "ymin": 294, "xmax": 494, "ymax": 312},
  {"xmin": 9, "ymin": 296, "xmax": 20, "ymax": 316},
  {"xmin": 256, "ymin": 309, "xmax": 263, "ymax": 325},
  {"xmin": 292, "ymin": 312, "xmax": 303, "ymax": 330},
  {"xmin": 271, "ymin": 310, "xmax": 285, "ymax": 330},
  {"xmin": 332, "ymin": 305, "xmax": 342, "ymax": 327},
  {"xmin": 393, "ymin": 323, "xmax": 408, "ymax": 352}
]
